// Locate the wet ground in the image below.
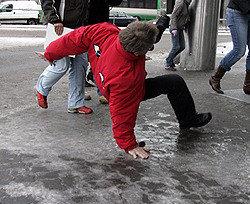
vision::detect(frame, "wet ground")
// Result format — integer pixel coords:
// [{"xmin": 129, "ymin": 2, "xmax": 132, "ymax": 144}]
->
[{"xmin": 0, "ymin": 25, "xmax": 249, "ymax": 203}]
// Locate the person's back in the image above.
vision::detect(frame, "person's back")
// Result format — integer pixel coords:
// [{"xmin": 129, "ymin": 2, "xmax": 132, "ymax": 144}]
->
[{"xmin": 170, "ymin": 0, "xmax": 189, "ymax": 30}]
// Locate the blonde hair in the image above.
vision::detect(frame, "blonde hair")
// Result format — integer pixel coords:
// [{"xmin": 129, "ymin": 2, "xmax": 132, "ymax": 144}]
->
[{"xmin": 119, "ymin": 21, "xmax": 158, "ymax": 53}]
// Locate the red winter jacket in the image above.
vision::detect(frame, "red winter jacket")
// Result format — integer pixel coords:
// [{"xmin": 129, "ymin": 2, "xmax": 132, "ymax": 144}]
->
[{"xmin": 44, "ymin": 22, "xmax": 147, "ymax": 152}]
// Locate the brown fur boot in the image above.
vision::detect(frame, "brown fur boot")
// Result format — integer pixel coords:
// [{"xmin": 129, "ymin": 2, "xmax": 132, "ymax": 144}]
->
[
  {"xmin": 209, "ymin": 65, "xmax": 227, "ymax": 94},
  {"xmin": 243, "ymin": 70, "xmax": 250, "ymax": 95}
]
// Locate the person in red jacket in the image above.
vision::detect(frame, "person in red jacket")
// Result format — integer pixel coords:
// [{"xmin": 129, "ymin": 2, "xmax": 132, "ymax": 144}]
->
[{"xmin": 37, "ymin": 21, "xmax": 212, "ymax": 159}]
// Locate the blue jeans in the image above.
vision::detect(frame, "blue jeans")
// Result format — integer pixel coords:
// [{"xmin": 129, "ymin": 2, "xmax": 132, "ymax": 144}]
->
[
  {"xmin": 36, "ymin": 53, "xmax": 88, "ymax": 109},
  {"xmin": 166, "ymin": 26, "xmax": 185, "ymax": 66},
  {"xmin": 220, "ymin": 8, "xmax": 250, "ymax": 71}
]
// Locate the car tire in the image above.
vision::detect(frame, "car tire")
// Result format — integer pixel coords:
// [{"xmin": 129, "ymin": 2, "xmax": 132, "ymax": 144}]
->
[{"xmin": 27, "ymin": 19, "xmax": 37, "ymax": 25}]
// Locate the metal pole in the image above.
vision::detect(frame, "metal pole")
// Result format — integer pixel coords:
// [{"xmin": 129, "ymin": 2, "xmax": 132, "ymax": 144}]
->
[{"xmin": 180, "ymin": 0, "xmax": 221, "ymax": 71}]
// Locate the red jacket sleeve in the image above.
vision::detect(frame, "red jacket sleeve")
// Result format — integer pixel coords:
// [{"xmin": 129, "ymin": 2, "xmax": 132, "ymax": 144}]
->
[
  {"xmin": 108, "ymin": 73, "xmax": 143, "ymax": 152},
  {"xmin": 44, "ymin": 26, "xmax": 91, "ymax": 62}
]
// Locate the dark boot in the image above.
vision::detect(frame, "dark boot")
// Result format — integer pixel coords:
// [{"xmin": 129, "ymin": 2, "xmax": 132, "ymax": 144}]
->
[
  {"xmin": 209, "ymin": 65, "xmax": 227, "ymax": 94},
  {"xmin": 180, "ymin": 112, "xmax": 212, "ymax": 130},
  {"xmin": 243, "ymin": 70, "xmax": 250, "ymax": 94}
]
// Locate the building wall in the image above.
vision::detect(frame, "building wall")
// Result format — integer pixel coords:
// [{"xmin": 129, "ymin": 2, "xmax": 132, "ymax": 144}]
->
[{"xmin": 222, "ymin": 0, "xmax": 229, "ymax": 19}]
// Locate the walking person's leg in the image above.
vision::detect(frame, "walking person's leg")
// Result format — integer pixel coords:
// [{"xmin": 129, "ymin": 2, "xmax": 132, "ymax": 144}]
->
[
  {"xmin": 91, "ymin": 76, "xmax": 109, "ymax": 104},
  {"xmin": 210, "ymin": 8, "xmax": 249, "ymax": 94},
  {"xmin": 166, "ymin": 27, "xmax": 182, "ymax": 71},
  {"xmin": 174, "ymin": 29, "xmax": 185, "ymax": 57},
  {"xmin": 143, "ymin": 74, "xmax": 212, "ymax": 129},
  {"xmin": 243, "ymin": 14, "xmax": 250, "ymax": 94},
  {"xmin": 220, "ymin": 8, "xmax": 248, "ymax": 70},
  {"xmin": 67, "ymin": 53, "xmax": 92, "ymax": 114},
  {"xmin": 247, "ymin": 19, "xmax": 250, "ymax": 72},
  {"xmin": 247, "ymin": 16, "xmax": 250, "ymax": 71},
  {"xmin": 36, "ymin": 57, "xmax": 70, "ymax": 108}
]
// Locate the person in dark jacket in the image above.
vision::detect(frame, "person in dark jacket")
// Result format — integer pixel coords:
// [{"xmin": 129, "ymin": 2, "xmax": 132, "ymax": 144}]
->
[
  {"xmin": 36, "ymin": 21, "xmax": 212, "ymax": 159},
  {"xmin": 165, "ymin": 0, "xmax": 191, "ymax": 71},
  {"xmin": 88, "ymin": 0, "xmax": 123, "ymax": 103},
  {"xmin": 209, "ymin": 0, "xmax": 250, "ymax": 95},
  {"xmin": 86, "ymin": 0, "xmax": 123, "ymax": 104}
]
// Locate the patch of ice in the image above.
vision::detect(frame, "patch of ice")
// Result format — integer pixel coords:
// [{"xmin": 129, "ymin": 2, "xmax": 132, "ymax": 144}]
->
[{"xmin": 3, "ymin": 181, "xmax": 71, "ymax": 204}]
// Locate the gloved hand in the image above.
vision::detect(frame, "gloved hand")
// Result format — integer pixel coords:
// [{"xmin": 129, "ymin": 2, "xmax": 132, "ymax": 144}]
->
[{"xmin": 155, "ymin": 14, "xmax": 170, "ymax": 43}]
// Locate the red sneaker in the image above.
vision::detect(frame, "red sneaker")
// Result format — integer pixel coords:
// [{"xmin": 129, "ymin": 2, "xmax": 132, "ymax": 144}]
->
[
  {"xmin": 67, "ymin": 106, "xmax": 93, "ymax": 114},
  {"xmin": 36, "ymin": 90, "xmax": 48, "ymax": 109}
]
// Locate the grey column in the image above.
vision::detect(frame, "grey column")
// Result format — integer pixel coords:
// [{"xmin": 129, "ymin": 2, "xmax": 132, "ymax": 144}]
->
[
  {"xmin": 223, "ymin": 0, "xmax": 230, "ymax": 19},
  {"xmin": 180, "ymin": 0, "xmax": 221, "ymax": 71}
]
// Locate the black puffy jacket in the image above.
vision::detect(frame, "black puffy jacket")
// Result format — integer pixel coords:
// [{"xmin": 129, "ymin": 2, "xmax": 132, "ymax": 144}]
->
[
  {"xmin": 41, "ymin": 0, "xmax": 89, "ymax": 29},
  {"xmin": 228, "ymin": 0, "xmax": 250, "ymax": 14},
  {"xmin": 88, "ymin": 0, "xmax": 123, "ymax": 25},
  {"xmin": 41, "ymin": 0, "xmax": 122, "ymax": 28}
]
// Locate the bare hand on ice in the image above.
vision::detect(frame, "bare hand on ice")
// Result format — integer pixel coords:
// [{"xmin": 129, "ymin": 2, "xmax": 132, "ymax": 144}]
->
[{"xmin": 128, "ymin": 146, "xmax": 150, "ymax": 159}]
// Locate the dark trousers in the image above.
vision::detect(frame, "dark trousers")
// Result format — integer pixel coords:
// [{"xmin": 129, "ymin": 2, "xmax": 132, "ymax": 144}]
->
[{"xmin": 143, "ymin": 74, "xmax": 196, "ymax": 126}]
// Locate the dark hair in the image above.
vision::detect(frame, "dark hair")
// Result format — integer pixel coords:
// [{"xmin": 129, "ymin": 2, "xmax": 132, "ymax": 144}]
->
[{"xmin": 119, "ymin": 21, "xmax": 158, "ymax": 53}]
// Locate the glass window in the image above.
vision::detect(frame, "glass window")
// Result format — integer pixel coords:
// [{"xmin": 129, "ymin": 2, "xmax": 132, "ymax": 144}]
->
[
  {"xmin": 145, "ymin": 0, "xmax": 157, "ymax": 9},
  {"xmin": 116, "ymin": 0, "xmax": 157, "ymax": 9},
  {"xmin": 120, "ymin": 12, "xmax": 127, "ymax": 17},
  {"xmin": 1, "ymin": 4, "xmax": 13, "ymax": 12},
  {"xmin": 119, "ymin": 0, "xmax": 128, "ymax": 7},
  {"xmin": 129, "ymin": 0, "xmax": 144, "ymax": 8}
]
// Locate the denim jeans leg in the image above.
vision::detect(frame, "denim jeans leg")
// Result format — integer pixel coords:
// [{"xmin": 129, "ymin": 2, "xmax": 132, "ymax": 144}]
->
[
  {"xmin": 36, "ymin": 57, "xmax": 70, "ymax": 96},
  {"xmin": 220, "ymin": 8, "xmax": 249, "ymax": 71},
  {"xmin": 68, "ymin": 53, "xmax": 88, "ymax": 109},
  {"xmin": 166, "ymin": 28, "xmax": 184, "ymax": 66},
  {"xmin": 246, "ymin": 16, "xmax": 250, "ymax": 70},
  {"xmin": 175, "ymin": 29, "xmax": 185, "ymax": 56}
]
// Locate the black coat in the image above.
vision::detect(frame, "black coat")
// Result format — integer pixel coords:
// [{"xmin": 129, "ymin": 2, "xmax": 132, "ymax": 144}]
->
[
  {"xmin": 228, "ymin": 0, "xmax": 250, "ymax": 14},
  {"xmin": 41, "ymin": 0, "xmax": 89, "ymax": 29},
  {"xmin": 41, "ymin": 0, "xmax": 122, "ymax": 28},
  {"xmin": 88, "ymin": 0, "xmax": 123, "ymax": 25}
]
